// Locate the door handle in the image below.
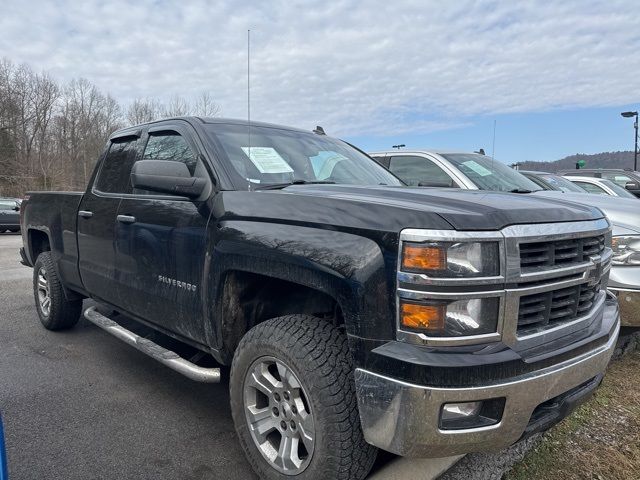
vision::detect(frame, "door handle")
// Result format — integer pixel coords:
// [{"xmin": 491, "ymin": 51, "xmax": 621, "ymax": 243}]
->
[
  {"xmin": 78, "ymin": 210, "xmax": 93, "ymax": 219},
  {"xmin": 117, "ymin": 215, "xmax": 136, "ymax": 224}
]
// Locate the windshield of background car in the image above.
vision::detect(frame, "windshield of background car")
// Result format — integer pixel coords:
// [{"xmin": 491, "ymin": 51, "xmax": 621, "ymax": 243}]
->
[
  {"xmin": 600, "ymin": 179, "xmax": 638, "ymax": 198},
  {"xmin": 205, "ymin": 124, "xmax": 403, "ymax": 190},
  {"xmin": 440, "ymin": 154, "xmax": 542, "ymax": 192},
  {"xmin": 0, "ymin": 201, "xmax": 16, "ymax": 210},
  {"xmin": 541, "ymin": 174, "xmax": 587, "ymax": 193}
]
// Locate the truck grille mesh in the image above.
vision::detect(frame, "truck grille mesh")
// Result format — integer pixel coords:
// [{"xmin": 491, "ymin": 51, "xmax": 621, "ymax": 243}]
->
[
  {"xmin": 517, "ymin": 282, "xmax": 600, "ymax": 334},
  {"xmin": 519, "ymin": 235, "xmax": 605, "ymax": 271}
]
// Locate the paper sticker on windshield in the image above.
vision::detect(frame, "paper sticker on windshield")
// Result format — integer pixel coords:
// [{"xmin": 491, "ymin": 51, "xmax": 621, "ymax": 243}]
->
[
  {"xmin": 462, "ymin": 160, "xmax": 492, "ymax": 177},
  {"xmin": 242, "ymin": 147, "xmax": 294, "ymax": 174}
]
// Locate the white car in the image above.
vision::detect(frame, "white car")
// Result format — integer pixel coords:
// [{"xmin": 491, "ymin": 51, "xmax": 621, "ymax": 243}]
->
[{"xmin": 563, "ymin": 175, "xmax": 639, "ymax": 198}]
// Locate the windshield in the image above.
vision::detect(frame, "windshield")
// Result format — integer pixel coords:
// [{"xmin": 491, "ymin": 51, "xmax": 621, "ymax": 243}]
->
[
  {"xmin": 440, "ymin": 154, "xmax": 542, "ymax": 192},
  {"xmin": 205, "ymin": 124, "xmax": 402, "ymax": 189},
  {"xmin": 600, "ymin": 179, "xmax": 638, "ymax": 198},
  {"xmin": 540, "ymin": 174, "xmax": 586, "ymax": 193}
]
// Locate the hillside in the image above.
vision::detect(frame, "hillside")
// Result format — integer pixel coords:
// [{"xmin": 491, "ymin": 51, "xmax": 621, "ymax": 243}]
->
[{"xmin": 517, "ymin": 151, "xmax": 636, "ymax": 172}]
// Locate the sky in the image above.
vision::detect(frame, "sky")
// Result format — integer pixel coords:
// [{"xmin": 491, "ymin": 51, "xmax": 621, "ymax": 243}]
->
[{"xmin": 2, "ymin": 0, "xmax": 640, "ymax": 163}]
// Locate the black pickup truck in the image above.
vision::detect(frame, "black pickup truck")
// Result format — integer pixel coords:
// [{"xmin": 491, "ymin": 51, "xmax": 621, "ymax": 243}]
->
[{"xmin": 20, "ymin": 117, "xmax": 620, "ymax": 480}]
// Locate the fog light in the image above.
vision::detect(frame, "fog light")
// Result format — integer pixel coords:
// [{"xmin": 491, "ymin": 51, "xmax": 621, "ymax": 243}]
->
[
  {"xmin": 442, "ymin": 402, "xmax": 482, "ymax": 422},
  {"xmin": 440, "ymin": 398, "xmax": 505, "ymax": 430}
]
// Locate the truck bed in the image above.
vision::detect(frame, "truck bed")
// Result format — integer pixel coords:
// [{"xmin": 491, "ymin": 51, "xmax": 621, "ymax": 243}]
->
[{"xmin": 22, "ymin": 191, "xmax": 84, "ymax": 292}]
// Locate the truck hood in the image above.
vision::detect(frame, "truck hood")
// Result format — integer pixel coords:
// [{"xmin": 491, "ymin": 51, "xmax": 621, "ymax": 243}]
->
[
  {"xmin": 224, "ymin": 185, "xmax": 604, "ymax": 232},
  {"xmin": 534, "ymin": 191, "xmax": 640, "ymax": 234}
]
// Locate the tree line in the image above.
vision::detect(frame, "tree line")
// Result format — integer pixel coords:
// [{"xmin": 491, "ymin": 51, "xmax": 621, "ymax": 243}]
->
[
  {"xmin": 0, "ymin": 58, "xmax": 220, "ymax": 197},
  {"xmin": 518, "ymin": 151, "xmax": 636, "ymax": 173}
]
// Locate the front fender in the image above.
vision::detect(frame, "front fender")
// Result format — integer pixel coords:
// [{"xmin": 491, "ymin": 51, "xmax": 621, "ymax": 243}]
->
[{"xmin": 206, "ymin": 220, "xmax": 397, "ymax": 353}]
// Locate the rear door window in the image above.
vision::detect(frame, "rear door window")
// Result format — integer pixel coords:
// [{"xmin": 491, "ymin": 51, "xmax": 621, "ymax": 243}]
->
[
  {"xmin": 94, "ymin": 137, "xmax": 139, "ymax": 194},
  {"xmin": 573, "ymin": 181, "xmax": 608, "ymax": 195},
  {"xmin": 602, "ymin": 172, "xmax": 633, "ymax": 187}
]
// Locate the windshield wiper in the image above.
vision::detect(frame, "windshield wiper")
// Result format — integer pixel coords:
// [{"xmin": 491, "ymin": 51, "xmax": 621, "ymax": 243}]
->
[{"xmin": 254, "ymin": 179, "xmax": 336, "ymax": 190}]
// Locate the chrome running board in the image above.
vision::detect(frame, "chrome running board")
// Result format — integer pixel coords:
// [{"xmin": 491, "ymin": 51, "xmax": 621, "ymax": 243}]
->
[{"xmin": 83, "ymin": 306, "xmax": 221, "ymax": 383}]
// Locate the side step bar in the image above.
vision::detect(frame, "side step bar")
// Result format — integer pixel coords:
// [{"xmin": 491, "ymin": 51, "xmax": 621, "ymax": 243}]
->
[{"xmin": 84, "ymin": 307, "xmax": 221, "ymax": 383}]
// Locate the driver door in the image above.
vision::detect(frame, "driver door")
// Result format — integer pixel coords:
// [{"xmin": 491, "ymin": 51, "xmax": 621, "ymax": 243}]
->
[{"xmin": 115, "ymin": 122, "xmax": 213, "ymax": 343}]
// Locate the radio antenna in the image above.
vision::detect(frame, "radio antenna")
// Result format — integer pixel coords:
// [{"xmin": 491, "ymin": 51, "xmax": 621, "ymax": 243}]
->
[
  {"xmin": 247, "ymin": 29, "xmax": 252, "ymax": 189},
  {"xmin": 247, "ymin": 29, "xmax": 251, "ymax": 153},
  {"xmin": 491, "ymin": 119, "xmax": 497, "ymax": 166}
]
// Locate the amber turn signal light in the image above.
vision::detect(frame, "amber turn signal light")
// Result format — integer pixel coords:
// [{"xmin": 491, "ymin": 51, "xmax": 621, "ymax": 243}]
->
[
  {"xmin": 400, "ymin": 302, "xmax": 446, "ymax": 331},
  {"xmin": 402, "ymin": 244, "xmax": 447, "ymax": 271}
]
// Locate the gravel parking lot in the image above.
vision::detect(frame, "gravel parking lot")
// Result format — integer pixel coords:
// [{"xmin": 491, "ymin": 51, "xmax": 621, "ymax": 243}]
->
[{"xmin": 0, "ymin": 233, "xmax": 461, "ymax": 480}]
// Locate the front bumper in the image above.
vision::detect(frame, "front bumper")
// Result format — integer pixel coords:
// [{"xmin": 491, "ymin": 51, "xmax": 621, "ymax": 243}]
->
[
  {"xmin": 609, "ymin": 265, "xmax": 640, "ymax": 326},
  {"xmin": 354, "ymin": 301, "xmax": 620, "ymax": 458}
]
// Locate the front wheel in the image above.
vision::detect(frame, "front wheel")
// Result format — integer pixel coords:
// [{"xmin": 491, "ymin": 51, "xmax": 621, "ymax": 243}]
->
[
  {"xmin": 33, "ymin": 252, "xmax": 82, "ymax": 330},
  {"xmin": 230, "ymin": 315, "xmax": 377, "ymax": 480}
]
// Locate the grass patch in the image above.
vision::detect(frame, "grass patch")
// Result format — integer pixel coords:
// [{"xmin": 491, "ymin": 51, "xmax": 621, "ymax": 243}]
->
[{"xmin": 506, "ymin": 351, "xmax": 640, "ymax": 480}]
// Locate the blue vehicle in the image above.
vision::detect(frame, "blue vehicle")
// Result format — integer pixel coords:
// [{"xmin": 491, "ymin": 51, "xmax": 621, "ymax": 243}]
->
[{"xmin": 0, "ymin": 414, "xmax": 8, "ymax": 480}]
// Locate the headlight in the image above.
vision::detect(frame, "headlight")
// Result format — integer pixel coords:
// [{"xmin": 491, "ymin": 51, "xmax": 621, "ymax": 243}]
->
[
  {"xmin": 611, "ymin": 235, "xmax": 640, "ymax": 265},
  {"xmin": 400, "ymin": 297, "xmax": 499, "ymax": 337},
  {"xmin": 401, "ymin": 241, "xmax": 500, "ymax": 277}
]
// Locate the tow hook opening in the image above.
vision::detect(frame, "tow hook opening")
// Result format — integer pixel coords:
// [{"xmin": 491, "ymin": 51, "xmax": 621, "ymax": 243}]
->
[{"xmin": 439, "ymin": 397, "xmax": 506, "ymax": 430}]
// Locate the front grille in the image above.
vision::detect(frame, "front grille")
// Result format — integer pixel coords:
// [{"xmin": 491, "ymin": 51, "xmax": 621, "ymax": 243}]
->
[
  {"xmin": 519, "ymin": 235, "xmax": 605, "ymax": 271},
  {"xmin": 517, "ymin": 282, "xmax": 600, "ymax": 334}
]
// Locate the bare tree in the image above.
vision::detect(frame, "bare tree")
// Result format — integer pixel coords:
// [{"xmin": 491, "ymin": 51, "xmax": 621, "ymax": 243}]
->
[
  {"xmin": 162, "ymin": 95, "xmax": 190, "ymax": 117},
  {"xmin": 193, "ymin": 92, "xmax": 221, "ymax": 117},
  {"xmin": 126, "ymin": 97, "xmax": 161, "ymax": 125},
  {"xmin": 0, "ymin": 57, "xmax": 222, "ymax": 196}
]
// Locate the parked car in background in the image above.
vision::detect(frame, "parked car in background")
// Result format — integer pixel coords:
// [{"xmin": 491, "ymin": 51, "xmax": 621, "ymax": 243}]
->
[
  {"xmin": 519, "ymin": 171, "xmax": 589, "ymax": 193},
  {"xmin": 370, "ymin": 150, "xmax": 640, "ymax": 327},
  {"xmin": 0, "ymin": 199, "xmax": 20, "ymax": 233},
  {"xmin": 559, "ymin": 169, "xmax": 640, "ymax": 198},
  {"xmin": 563, "ymin": 176, "xmax": 638, "ymax": 198}
]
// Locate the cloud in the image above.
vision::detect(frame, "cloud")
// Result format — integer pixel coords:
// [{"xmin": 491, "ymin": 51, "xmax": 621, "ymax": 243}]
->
[{"xmin": 2, "ymin": 0, "xmax": 639, "ymax": 136}]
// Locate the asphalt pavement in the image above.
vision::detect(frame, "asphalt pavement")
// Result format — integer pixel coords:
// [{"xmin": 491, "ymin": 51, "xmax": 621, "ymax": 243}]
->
[
  {"xmin": 0, "ymin": 233, "xmax": 257, "ymax": 480},
  {"xmin": 0, "ymin": 233, "xmax": 460, "ymax": 480}
]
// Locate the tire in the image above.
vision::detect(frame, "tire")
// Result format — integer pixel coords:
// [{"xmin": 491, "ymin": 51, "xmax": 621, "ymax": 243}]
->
[
  {"xmin": 230, "ymin": 315, "xmax": 377, "ymax": 480},
  {"xmin": 9, "ymin": 228, "xmax": 19, "ymax": 233},
  {"xmin": 33, "ymin": 252, "xmax": 82, "ymax": 330}
]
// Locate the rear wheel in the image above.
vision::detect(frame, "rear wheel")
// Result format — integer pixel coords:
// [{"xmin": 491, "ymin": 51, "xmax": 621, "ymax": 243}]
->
[
  {"xmin": 33, "ymin": 252, "xmax": 82, "ymax": 330},
  {"xmin": 230, "ymin": 315, "xmax": 377, "ymax": 480},
  {"xmin": 8, "ymin": 228, "xmax": 19, "ymax": 233}
]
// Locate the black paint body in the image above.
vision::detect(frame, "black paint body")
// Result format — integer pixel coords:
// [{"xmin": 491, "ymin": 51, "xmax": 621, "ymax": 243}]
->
[{"xmin": 20, "ymin": 117, "xmax": 607, "ymax": 384}]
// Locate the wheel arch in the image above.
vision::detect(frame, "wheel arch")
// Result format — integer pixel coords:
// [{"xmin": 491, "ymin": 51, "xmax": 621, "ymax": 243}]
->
[{"xmin": 207, "ymin": 221, "xmax": 396, "ymax": 363}]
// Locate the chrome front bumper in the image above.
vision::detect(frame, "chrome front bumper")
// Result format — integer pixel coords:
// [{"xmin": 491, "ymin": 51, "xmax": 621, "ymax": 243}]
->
[
  {"xmin": 609, "ymin": 288, "xmax": 640, "ymax": 326},
  {"xmin": 609, "ymin": 265, "xmax": 640, "ymax": 327},
  {"xmin": 354, "ymin": 304, "xmax": 620, "ymax": 458}
]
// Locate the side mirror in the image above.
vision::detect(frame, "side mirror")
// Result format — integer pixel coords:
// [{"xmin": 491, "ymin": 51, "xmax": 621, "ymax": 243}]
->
[
  {"xmin": 625, "ymin": 181, "xmax": 639, "ymax": 190},
  {"xmin": 131, "ymin": 160, "xmax": 206, "ymax": 198}
]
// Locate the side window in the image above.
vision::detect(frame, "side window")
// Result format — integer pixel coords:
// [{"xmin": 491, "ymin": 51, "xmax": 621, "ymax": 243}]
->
[
  {"xmin": 574, "ymin": 181, "xmax": 608, "ymax": 195},
  {"xmin": 143, "ymin": 131, "xmax": 197, "ymax": 175},
  {"xmin": 94, "ymin": 137, "xmax": 138, "ymax": 194},
  {"xmin": 602, "ymin": 173, "xmax": 632, "ymax": 187},
  {"xmin": 370, "ymin": 156, "xmax": 390, "ymax": 168},
  {"xmin": 388, "ymin": 155, "xmax": 455, "ymax": 187}
]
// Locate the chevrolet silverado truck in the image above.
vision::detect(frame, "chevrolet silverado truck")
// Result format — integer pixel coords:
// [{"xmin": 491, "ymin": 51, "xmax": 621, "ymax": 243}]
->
[
  {"xmin": 20, "ymin": 117, "xmax": 619, "ymax": 480},
  {"xmin": 370, "ymin": 149, "xmax": 640, "ymax": 327}
]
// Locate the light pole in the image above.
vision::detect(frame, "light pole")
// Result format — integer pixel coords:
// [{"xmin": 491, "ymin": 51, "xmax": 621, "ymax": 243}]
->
[{"xmin": 621, "ymin": 111, "xmax": 638, "ymax": 171}]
